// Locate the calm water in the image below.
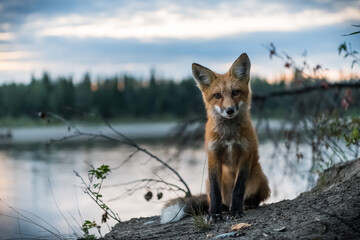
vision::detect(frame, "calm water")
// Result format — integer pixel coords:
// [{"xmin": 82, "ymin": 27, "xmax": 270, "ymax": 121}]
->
[{"xmin": 0, "ymin": 126, "xmax": 315, "ymax": 239}]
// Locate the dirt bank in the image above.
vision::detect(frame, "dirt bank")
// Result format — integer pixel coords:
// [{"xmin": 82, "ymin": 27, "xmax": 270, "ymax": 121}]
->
[{"xmin": 103, "ymin": 158, "xmax": 360, "ymax": 239}]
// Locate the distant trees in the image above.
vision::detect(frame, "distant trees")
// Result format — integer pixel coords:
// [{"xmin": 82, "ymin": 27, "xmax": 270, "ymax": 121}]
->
[
  {"xmin": 1, "ymin": 83, "xmax": 27, "ymax": 117},
  {"xmin": 0, "ymin": 72, "xmax": 208, "ymax": 120},
  {"xmin": 0, "ymin": 71, "xmax": 358, "ymax": 121}
]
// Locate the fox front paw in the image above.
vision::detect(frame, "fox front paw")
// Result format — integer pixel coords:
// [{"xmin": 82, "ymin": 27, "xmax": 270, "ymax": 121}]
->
[
  {"xmin": 204, "ymin": 213, "xmax": 223, "ymax": 223},
  {"xmin": 229, "ymin": 207, "xmax": 244, "ymax": 219}
]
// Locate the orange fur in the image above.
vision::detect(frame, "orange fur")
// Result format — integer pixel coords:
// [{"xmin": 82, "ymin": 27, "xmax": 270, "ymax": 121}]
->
[
  {"xmin": 193, "ymin": 53, "xmax": 270, "ymax": 215},
  {"xmin": 160, "ymin": 54, "xmax": 270, "ymax": 224}
]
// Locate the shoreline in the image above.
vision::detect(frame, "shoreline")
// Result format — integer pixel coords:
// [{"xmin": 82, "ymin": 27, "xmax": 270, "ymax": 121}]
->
[
  {"xmin": 0, "ymin": 122, "xmax": 180, "ymax": 145},
  {"xmin": 0, "ymin": 119, "xmax": 292, "ymax": 146},
  {"xmin": 102, "ymin": 158, "xmax": 360, "ymax": 239}
]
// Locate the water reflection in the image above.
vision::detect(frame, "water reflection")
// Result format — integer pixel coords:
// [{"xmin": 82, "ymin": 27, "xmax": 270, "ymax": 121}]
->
[{"xmin": 0, "ymin": 141, "xmax": 314, "ymax": 238}]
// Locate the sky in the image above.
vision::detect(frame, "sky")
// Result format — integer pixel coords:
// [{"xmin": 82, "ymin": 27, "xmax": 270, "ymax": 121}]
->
[{"xmin": 0, "ymin": 0, "xmax": 359, "ymax": 84}]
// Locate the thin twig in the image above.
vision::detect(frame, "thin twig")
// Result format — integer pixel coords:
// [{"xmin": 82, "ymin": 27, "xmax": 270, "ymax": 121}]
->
[
  {"xmin": 17, "ymin": 214, "xmax": 23, "ymax": 240},
  {"xmin": 112, "ymin": 149, "xmax": 140, "ymax": 170},
  {"xmin": 103, "ymin": 178, "xmax": 188, "ymax": 195},
  {"xmin": 48, "ymin": 179, "xmax": 79, "ymax": 237},
  {"xmin": 153, "ymin": 172, "xmax": 187, "ymax": 223},
  {"xmin": 0, "ymin": 199, "xmax": 65, "ymax": 239},
  {"xmin": 253, "ymin": 82, "xmax": 360, "ymax": 101},
  {"xmin": 74, "ymin": 182, "xmax": 84, "ymax": 230},
  {"xmin": 74, "ymin": 171, "xmax": 121, "ymax": 223}
]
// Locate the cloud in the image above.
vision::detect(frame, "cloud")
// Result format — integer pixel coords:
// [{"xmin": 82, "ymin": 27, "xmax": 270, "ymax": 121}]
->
[
  {"xmin": 1, "ymin": 0, "xmax": 359, "ymax": 83},
  {"xmin": 20, "ymin": 5, "xmax": 359, "ymax": 41},
  {"xmin": 0, "ymin": 32, "xmax": 14, "ymax": 41},
  {"xmin": 0, "ymin": 51, "xmax": 38, "ymax": 60}
]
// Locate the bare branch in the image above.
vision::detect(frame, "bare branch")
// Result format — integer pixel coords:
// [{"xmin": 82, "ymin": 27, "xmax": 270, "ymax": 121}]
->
[
  {"xmin": 103, "ymin": 178, "xmax": 188, "ymax": 195},
  {"xmin": 253, "ymin": 82, "xmax": 360, "ymax": 101},
  {"xmin": 48, "ymin": 112, "xmax": 191, "ymax": 197},
  {"xmin": 112, "ymin": 149, "xmax": 140, "ymax": 170}
]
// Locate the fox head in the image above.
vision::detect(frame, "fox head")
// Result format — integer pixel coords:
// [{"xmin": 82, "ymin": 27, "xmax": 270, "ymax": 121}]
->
[{"xmin": 192, "ymin": 53, "xmax": 251, "ymax": 120}]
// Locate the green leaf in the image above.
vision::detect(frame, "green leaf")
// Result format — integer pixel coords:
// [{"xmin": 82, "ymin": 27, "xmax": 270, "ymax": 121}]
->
[
  {"xmin": 83, "ymin": 220, "xmax": 92, "ymax": 225},
  {"xmin": 350, "ymin": 127, "xmax": 359, "ymax": 139}
]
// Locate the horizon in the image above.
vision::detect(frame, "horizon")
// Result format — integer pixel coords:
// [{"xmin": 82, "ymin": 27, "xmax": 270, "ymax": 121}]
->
[
  {"xmin": 0, "ymin": 67, "xmax": 359, "ymax": 87},
  {"xmin": 1, "ymin": 0, "xmax": 359, "ymax": 84}
]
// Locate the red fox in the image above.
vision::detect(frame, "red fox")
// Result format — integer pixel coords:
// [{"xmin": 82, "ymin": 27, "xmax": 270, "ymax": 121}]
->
[{"xmin": 160, "ymin": 53, "xmax": 270, "ymax": 224}]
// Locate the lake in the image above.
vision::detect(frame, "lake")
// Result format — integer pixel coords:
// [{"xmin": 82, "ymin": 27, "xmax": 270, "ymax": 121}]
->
[{"xmin": 0, "ymin": 122, "xmax": 316, "ymax": 239}]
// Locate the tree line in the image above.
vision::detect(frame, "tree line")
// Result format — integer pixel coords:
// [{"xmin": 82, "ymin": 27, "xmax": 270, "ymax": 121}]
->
[{"xmin": 0, "ymin": 71, "xmax": 358, "ymax": 121}]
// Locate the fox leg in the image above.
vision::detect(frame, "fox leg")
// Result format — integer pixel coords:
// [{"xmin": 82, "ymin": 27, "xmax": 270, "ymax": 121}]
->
[
  {"xmin": 207, "ymin": 153, "xmax": 223, "ymax": 222},
  {"xmin": 230, "ymin": 167, "xmax": 248, "ymax": 218}
]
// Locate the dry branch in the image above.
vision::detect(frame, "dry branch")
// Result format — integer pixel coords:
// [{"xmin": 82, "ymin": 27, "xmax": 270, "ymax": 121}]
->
[
  {"xmin": 48, "ymin": 112, "xmax": 192, "ymax": 197},
  {"xmin": 253, "ymin": 82, "xmax": 360, "ymax": 101}
]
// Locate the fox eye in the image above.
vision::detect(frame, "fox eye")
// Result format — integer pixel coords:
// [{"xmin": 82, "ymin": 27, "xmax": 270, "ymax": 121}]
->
[
  {"xmin": 232, "ymin": 90, "xmax": 240, "ymax": 96},
  {"xmin": 213, "ymin": 93, "xmax": 221, "ymax": 99}
]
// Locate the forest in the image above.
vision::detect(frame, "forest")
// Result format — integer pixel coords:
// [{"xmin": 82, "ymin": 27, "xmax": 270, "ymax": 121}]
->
[
  {"xmin": 1, "ymin": 70, "xmax": 359, "ymax": 122},
  {"xmin": 0, "ymin": 71, "xmax": 277, "ymax": 120}
]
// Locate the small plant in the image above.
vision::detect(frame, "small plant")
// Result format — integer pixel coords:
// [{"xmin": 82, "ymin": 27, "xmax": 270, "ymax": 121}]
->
[
  {"xmin": 318, "ymin": 113, "xmax": 360, "ymax": 147},
  {"xmin": 283, "ymin": 112, "xmax": 360, "ymax": 176},
  {"xmin": 74, "ymin": 164, "xmax": 120, "ymax": 239},
  {"xmin": 263, "ymin": 42, "xmax": 328, "ymax": 85},
  {"xmin": 262, "ymin": 40, "xmax": 360, "ymax": 182},
  {"xmin": 338, "ymin": 41, "xmax": 359, "ymax": 69},
  {"xmin": 192, "ymin": 214, "xmax": 211, "ymax": 230},
  {"xmin": 81, "ymin": 220, "xmax": 101, "ymax": 240},
  {"xmin": 88, "ymin": 164, "xmax": 111, "ymax": 201},
  {"xmin": 339, "ymin": 24, "xmax": 360, "ymax": 69}
]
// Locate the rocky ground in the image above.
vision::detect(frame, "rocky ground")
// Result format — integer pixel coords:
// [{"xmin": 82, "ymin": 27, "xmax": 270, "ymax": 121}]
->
[{"xmin": 103, "ymin": 158, "xmax": 360, "ymax": 240}]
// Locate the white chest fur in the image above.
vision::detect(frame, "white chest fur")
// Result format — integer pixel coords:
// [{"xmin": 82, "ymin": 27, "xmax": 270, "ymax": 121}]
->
[
  {"xmin": 207, "ymin": 138, "xmax": 249, "ymax": 155},
  {"xmin": 224, "ymin": 140, "xmax": 235, "ymax": 156}
]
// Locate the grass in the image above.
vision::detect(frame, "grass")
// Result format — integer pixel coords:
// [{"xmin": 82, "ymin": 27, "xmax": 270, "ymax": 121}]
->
[{"xmin": 192, "ymin": 214, "xmax": 211, "ymax": 230}]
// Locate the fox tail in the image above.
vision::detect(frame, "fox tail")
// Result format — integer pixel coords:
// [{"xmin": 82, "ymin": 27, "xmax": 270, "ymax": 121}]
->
[{"xmin": 160, "ymin": 194, "xmax": 208, "ymax": 224}]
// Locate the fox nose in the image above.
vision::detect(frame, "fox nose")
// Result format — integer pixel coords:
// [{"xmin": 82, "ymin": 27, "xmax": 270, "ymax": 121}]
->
[{"xmin": 226, "ymin": 108, "xmax": 234, "ymax": 115}]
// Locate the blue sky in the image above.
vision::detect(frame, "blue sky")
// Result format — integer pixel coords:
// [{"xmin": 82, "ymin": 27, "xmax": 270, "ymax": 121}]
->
[{"xmin": 0, "ymin": 0, "xmax": 359, "ymax": 83}]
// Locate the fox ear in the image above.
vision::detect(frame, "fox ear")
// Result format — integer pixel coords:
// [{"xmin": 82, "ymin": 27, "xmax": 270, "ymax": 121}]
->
[
  {"xmin": 230, "ymin": 53, "xmax": 251, "ymax": 82},
  {"xmin": 192, "ymin": 63, "xmax": 215, "ymax": 88}
]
